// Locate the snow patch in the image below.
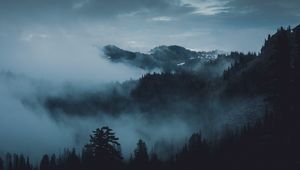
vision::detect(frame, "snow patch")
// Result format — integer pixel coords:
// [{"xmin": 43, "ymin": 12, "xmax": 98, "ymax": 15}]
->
[{"xmin": 177, "ymin": 62, "xmax": 185, "ymax": 66}]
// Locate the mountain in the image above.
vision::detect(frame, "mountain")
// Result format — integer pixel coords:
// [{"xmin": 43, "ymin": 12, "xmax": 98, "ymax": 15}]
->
[
  {"xmin": 41, "ymin": 25, "xmax": 299, "ymax": 127},
  {"xmin": 20, "ymin": 24, "xmax": 300, "ymax": 170},
  {"xmin": 102, "ymin": 45, "xmax": 227, "ymax": 73},
  {"xmin": 43, "ymin": 48, "xmax": 260, "ymax": 129}
]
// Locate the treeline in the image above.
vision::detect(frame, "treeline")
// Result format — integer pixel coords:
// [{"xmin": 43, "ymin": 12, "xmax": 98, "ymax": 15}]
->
[
  {"xmin": 43, "ymin": 48, "xmax": 257, "ymax": 118},
  {"xmin": 0, "ymin": 127, "xmax": 166, "ymax": 170},
  {"xmin": 1, "ymin": 105, "xmax": 299, "ymax": 170},
  {"xmin": 0, "ymin": 154, "xmax": 32, "ymax": 170}
]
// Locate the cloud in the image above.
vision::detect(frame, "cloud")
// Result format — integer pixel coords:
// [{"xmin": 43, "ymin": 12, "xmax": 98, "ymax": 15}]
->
[
  {"xmin": 150, "ymin": 16, "xmax": 174, "ymax": 21},
  {"xmin": 0, "ymin": 0, "xmax": 183, "ymax": 21},
  {"xmin": 1, "ymin": 0, "xmax": 299, "ymax": 27},
  {"xmin": 20, "ymin": 33, "xmax": 50, "ymax": 42},
  {"xmin": 0, "ymin": 24, "xmax": 145, "ymax": 84},
  {"xmin": 72, "ymin": 0, "xmax": 90, "ymax": 9},
  {"xmin": 1, "ymin": 0, "xmax": 299, "ymax": 53},
  {"xmin": 181, "ymin": 0, "xmax": 230, "ymax": 15},
  {"xmin": 217, "ymin": 0, "xmax": 300, "ymax": 27},
  {"xmin": 0, "ymin": 72, "xmax": 76, "ymax": 161}
]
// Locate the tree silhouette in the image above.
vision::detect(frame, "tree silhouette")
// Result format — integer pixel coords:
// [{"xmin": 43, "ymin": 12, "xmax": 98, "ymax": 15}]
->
[
  {"xmin": 0, "ymin": 158, "xmax": 3, "ymax": 170},
  {"xmin": 49, "ymin": 154, "xmax": 56, "ymax": 170},
  {"xmin": 134, "ymin": 139, "xmax": 149, "ymax": 163},
  {"xmin": 131, "ymin": 139, "xmax": 149, "ymax": 170},
  {"xmin": 85, "ymin": 126, "xmax": 123, "ymax": 170},
  {"xmin": 6, "ymin": 153, "xmax": 13, "ymax": 170},
  {"xmin": 25, "ymin": 157, "xmax": 32, "ymax": 170},
  {"xmin": 40, "ymin": 155, "xmax": 50, "ymax": 170}
]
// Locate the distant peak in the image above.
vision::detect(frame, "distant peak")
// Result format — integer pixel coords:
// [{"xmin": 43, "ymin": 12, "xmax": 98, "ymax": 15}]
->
[
  {"xmin": 103, "ymin": 44, "xmax": 122, "ymax": 51},
  {"xmin": 150, "ymin": 45, "xmax": 188, "ymax": 52}
]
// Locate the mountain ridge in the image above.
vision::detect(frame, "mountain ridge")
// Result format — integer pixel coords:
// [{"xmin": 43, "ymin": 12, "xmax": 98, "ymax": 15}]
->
[{"xmin": 102, "ymin": 44, "xmax": 225, "ymax": 72}]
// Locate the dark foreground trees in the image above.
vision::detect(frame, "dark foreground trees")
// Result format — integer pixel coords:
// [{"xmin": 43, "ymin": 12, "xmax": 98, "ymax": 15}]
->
[
  {"xmin": 0, "ymin": 158, "xmax": 3, "ymax": 170},
  {"xmin": 83, "ymin": 126, "xmax": 123, "ymax": 170},
  {"xmin": 129, "ymin": 139, "xmax": 149, "ymax": 170},
  {"xmin": 39, "ymin": 155, "xmax": 49, "ymax": 170},
  {"xmin": 2, "ymin": 110, "xmax": 300, "ymax": 170},
  {"xmin": 1, "ymin": 154, "xmax": 33, "ymax": 170}
]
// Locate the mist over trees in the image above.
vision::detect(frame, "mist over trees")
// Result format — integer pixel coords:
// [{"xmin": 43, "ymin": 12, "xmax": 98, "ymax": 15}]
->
[{"xmin": 1, "ymin": 24, "xmax": 300, "ymax": 170}]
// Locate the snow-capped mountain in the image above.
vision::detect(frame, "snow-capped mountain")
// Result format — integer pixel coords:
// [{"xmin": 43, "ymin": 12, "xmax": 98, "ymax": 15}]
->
[{"xmin": 102, "ymin": 45, "xmax": 226, "ymax": 72}]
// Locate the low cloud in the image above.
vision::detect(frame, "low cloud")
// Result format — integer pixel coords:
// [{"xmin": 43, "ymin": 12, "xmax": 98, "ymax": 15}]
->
[{"xmin": 150, "ymin": 16, "xmax": 174, "ymax": 21}]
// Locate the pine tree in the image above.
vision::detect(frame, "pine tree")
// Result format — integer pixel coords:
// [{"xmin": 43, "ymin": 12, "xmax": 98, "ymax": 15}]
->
[
  {"xmin": 6, "ymin": 153, "xmax": 13, "ymax": 170},
  {"xmin": 40, "ymin": 155, "xmax": 50, "ymax": 170},
  {"xmin": 0, "ymin": 157, "xmax": 4, "ymax": 170},
  {"xmin": 131, "ymin": 139, "xmax": 149, "ymax": 170},
  {"xmin": 49, "ymin": 154, "xmax": 56, "ymax": 170},
  {"xmin": 85, "ymin": 126, "xmax": 123, "ymax": 170},
  {"xmin": 134, "ymin": 139, "xmax": 149, "ymax": 164}
]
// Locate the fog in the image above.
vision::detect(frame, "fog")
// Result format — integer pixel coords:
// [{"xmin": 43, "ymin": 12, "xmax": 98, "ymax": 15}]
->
[
  {"xmin": 0, "ymin": 27, "xmax": 145, "ymax": 84},
  {"xmin": 0, "ymin": 36, "xmax": 267, "ymax": 161},
  {"xmin": 0, "ymin": 72, "xmax": 74, "ymax": 161},
  {"xmin": 0, "ymin": 29, "xmax": 147, "ymax": 160},
  {"xmin": 0, "ymin": 0, "xmax": 292, "ymax": 162},
  {"xmin": 0, "ymin": 34, "xmax": 194, "ymax": 159},
  {"xmin": 0, "ymin": 71, "xmax": 194, "ymax": 160},
  {"xmin": 0, "ymin": 64, "xmax": 267, "ymax": 162}
]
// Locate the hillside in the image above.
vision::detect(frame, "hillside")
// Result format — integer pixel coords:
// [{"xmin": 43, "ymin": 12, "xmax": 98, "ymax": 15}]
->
[{"xmin": 103, "ymin": 45, "xmax": 231, "ymax": 74}]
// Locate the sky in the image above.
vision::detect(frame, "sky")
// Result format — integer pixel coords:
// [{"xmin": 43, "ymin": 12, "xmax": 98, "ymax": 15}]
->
[
  {"xmin": 0, "ymin": 0, "xmax": 299, "ymax": 161},
  {"xmin": 1, "ymin": 0, "xmax": 299, "ymax": 81},
  {"xmin": 0, "ymin": 0, "xmax": 299, "ymax": 54}
]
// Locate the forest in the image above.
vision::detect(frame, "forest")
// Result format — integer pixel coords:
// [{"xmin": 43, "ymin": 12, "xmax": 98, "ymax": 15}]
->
[{"xmin": 1, "ymin": 25, "xmax": 300, "ymax": 170}]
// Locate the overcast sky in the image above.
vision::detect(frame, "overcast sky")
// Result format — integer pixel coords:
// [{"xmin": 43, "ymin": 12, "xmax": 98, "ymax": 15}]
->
[
  {"xmin": 1, "ymin": 0, "xmax": 299, "ymax": 79},
  {"xmin": 1, "ymin": 0, "xmax": 299, "ymax": 53}
]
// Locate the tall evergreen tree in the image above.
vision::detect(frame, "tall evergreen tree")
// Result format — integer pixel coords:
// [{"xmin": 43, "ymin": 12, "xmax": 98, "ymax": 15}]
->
[
  {"xmin": 40, "ymin": 155, "xmax": 50, "ymax": 170},
  {"xmin": 134, "ymin": 139, "xmax": 149, "ymax": 163},
  {"xmin": 85, "ymin": 126, "xmax": 123, "ymax": 170},
  {"xmin": 6, "ymin": 153, "xmax": 13, "ymax": 170},
  {"xmin": 131, "ymin": 139, "xmax": 149, "ymax": 170},
  {"xmin": 0, "ymin": 158, "xmax": 3, "ymax": 170},
  {"xmin": 49, "ymin": 154, "xmax": 56, "ymax": 170},
  {"xmin": 25, "ymin": 157, "xmax": 32, "ymax": 170}
]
